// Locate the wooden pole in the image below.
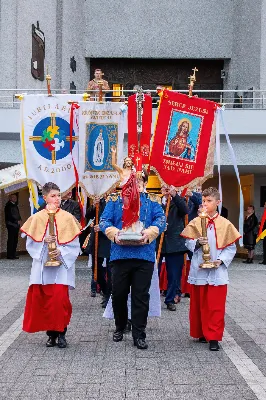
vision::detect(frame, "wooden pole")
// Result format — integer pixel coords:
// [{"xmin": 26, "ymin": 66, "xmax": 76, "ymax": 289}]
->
[
  {"xmin": 156, "ymin": 195, "xmax": 171, "ymax": 265},
  {"xmin": 94, "ymin": 202, "xmax": 100, "ymax": 282}
]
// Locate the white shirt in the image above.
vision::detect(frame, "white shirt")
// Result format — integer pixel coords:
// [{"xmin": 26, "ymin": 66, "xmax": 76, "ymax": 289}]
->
[{"xmin": 186, "ymin": 225, "xmax": 236, "ymax": 286}]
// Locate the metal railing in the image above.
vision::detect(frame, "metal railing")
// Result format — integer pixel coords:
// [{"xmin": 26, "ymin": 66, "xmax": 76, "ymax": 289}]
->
[{"xmin": 0, "ymin": 88, "xmax": 265, "ymax": 109}]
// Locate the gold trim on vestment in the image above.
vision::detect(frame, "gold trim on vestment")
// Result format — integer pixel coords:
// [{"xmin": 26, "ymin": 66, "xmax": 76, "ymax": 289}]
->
[
  {"xmin": 181, "ymin": 215, "xmax": 241, "ymax": 249},
  {"xmin": 21, "ymin": 209, "xmax": 81, "ymax": 244}
]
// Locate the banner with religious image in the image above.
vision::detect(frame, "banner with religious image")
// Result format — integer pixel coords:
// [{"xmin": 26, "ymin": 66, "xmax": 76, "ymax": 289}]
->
[
  {"xmin": 149, "ymin": 90, "xmax": 217, "ymax": 188},
  {"xmin": 78, "ymin": 101, "xmax": 126, "ymax": 197},
  {"xmin": 20, "ymin": 94, "xmax": 83, "ymax": 196}
]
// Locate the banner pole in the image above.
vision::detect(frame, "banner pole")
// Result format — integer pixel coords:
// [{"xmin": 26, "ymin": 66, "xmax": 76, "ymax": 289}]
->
[
  {"xmin": 156, "ymin": 195, "xmax": 171, "ymax": 265},
  {"xmin": 94, "ymin": 202, "xmax": 100, "ymax": 282}
]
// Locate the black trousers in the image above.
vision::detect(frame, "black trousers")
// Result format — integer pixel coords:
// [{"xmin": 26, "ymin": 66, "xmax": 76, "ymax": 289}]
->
[
  {"xmin": 111, "ymin": 259, "xmax": 154, "ymax": 339},
  {"xmin": 7, "ymin": 226, "xmax": 19, "ymax": 258},
  {"xmin": 47, "ymin": 327, "xmax": 67, "ymax": 338},
  {"xmin": 91, "ymin": 256, "xmax": 112, "ymax": 299}
]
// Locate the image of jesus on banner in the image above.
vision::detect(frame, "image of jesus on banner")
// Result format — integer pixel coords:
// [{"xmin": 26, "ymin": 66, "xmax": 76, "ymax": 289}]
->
[{"xmin": 164, "ymin": 111, "xmax": 202, "ymax": 162}]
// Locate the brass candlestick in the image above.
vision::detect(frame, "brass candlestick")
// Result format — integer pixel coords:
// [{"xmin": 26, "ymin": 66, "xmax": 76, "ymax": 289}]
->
[
  {"xmin": 199, "ymin": 210, "xmax": 216, "ymax": 269},
  {"xmin": 45, "ymin": 208, "xmax": 62, "ymax": 267},
  {"xmin": 188, "ymin": 67, "xmax": 198, "ymax": 97}
]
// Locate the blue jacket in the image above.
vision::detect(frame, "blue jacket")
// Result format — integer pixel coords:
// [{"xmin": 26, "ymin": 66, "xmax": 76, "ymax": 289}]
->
[{"xmin": 99, "ymin": 192, "xmax": 166, "ymax": 262}]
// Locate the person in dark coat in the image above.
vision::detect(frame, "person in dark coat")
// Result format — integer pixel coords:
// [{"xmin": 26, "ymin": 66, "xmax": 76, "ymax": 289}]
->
[
  {"xmin": 5, "ymin": 194, "xmax": 22, "ymax": 259},
  {"xmin": 187, "ymin": 189, "xmax": 202, "ymax": 222},
  {"xmin": 60, "ymin": 191, "xmax": 81, "ymax": 222},
  {"xmin": 86, "ymin": 197, "xmax": 111, "ymax": 307},
  {"xmin": 243, "ymin": 205, "xmax": 258, "ymax": 264},
  {"xmin": 157, "ymin": 185, "xmax": 188, "ymax": 311}
]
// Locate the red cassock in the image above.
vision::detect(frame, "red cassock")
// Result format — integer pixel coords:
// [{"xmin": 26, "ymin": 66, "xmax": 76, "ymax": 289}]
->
[
  {"xmin": 23, "ymin": 284, "xmax": 72, "ymax": 333},
  {"xmin": 122, "ymin": 172, "xmax": 140, "ymax": 229},
  {"xmin": 181, "ymin": 260, "xmax": 191, "ymax": 294},
  {"xmin": 159, "ymin": 262, "xmax": 168, "ymax": 291},
  {"xmin": 189, "ymin": 284, "xmax": 227, "ymax": 341}
]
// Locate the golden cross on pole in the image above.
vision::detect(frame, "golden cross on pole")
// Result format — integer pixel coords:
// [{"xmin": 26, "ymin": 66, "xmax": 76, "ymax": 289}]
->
[
  {"xmin": 29, "ymin": 113, "xmax": 79, "ymax": 164},
  {"xmin": 188, "ymin": 67, "xmax": 198, "ymax": 97},
  {"xmin": 46, "ymin": 65, "xmax": 52, "ymax": 97}
]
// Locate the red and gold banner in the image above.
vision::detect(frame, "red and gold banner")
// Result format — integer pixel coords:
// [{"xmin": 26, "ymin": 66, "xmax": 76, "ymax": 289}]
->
[
  {"xmin": 128, "ymin": 94, "xmax": 152, "ymax": 164},
  {"xmin": 149, "ymin": 90, "xmax": 217, "ymax": 188}
]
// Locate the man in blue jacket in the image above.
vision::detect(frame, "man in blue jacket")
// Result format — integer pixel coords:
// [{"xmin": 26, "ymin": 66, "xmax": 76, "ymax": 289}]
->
[{"xmin": 99, "ymin": 171, "xmax": 166, "ymax": 350}]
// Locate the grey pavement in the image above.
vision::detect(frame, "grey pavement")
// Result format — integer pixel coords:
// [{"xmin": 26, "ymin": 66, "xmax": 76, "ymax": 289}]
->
[{"xmin": 0, "ymin": 257, "xmax": 266, "ymax": 400}]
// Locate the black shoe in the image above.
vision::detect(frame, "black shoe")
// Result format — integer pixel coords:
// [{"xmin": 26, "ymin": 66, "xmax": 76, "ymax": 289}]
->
[
  {"xmin": 242, "ymin": 259, "xmax": 249, "ymax": 264},
  {"xmin": 46, "ymin": 337, "xmax": 57, "ymax": 347},
  {"xmin": 260, "ymin": 261, "xmax": 266, "ymax": 265},
  {"xmin": 133, "ymin": 338, "xmax": 148, "ymax": 350},
  {"xmin": 58, "ymin": 335, "xmax": 67, "ymax": 348},
  {"xmin": 248, "ymin": 259, "xmax": 253, "ymax": 264},
  {"xmin": 209, "ymin": 340, "xmax": 220, "ymax": 351},
  {"xmin": 167, "ymin": 303, "xmax": 176, "ymax": 311},
  {"xmin": 123, "ymin": 320, "xmax": 132, "ymax": 334},
  {"xmin": 90, "ymin": 291, "xmax": 96, "ymax": 298},
  {"xmin": 198, "ymin": 337, "xmax": 207, "ymax": 343},
  {"xmin": 113, "ymin": 330, "xmax": 123, "ymax": 342}
]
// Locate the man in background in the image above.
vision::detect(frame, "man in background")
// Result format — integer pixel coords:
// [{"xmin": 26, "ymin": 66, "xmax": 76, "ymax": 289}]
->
[{"xmin": 5, "ymin": 194, "xmax": 22, "ymax": 259}]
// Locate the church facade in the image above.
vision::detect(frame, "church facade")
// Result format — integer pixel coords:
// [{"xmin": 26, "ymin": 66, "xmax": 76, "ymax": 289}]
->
[{"xmin": 0, "ymin": 0, "xmax": 266, "ymax": 256}]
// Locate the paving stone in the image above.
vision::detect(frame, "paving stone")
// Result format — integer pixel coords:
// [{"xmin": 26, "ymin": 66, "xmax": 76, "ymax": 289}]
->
[{"xmin": 0, "ymin": 257, "xmax": 265, "ymax": 399}]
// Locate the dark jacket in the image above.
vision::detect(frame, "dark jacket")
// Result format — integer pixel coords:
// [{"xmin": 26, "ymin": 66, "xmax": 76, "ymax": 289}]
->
[
  {"xmin": 188, "ymin": 192, "xmax": 202, "ymax": 222},
  {"xmin": 157, "ymin": 194, "xmax": 188, "ymax": 254},
  {"xmin": 243, "ymin": 213, "xmax": 258, "ymax": 248},
  {"xmin": 86, "ymin": 199, "xmax": 111, "ymax": 258},
  {"xmin": 61, "ymin": 199, "xmax": 81, "ymax": 222},
  {"xmin": 38, "ymin": 199, "xmax": 81, "ymax": 222},
  {"xmin": 5, "ymin": 201, "xmax": 21, "ymax": 229}
]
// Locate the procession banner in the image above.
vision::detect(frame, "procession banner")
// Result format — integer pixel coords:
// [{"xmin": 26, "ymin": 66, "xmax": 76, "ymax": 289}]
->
[
  {"xmin": 78, "ymin": 101, "xmax": 126, "ymax": 197},
  {"xmin": 20, "ymin": 94, "xmax": 83, "ymax": 196},
  {"xmin": 149, "ymin": 90, "xmax": 217, "ymax": 188}
]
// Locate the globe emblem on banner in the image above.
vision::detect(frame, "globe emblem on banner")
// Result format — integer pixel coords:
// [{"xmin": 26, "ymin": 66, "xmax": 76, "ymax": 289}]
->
[{"xmin": 31, "ymin": 114, "xmax": 76, "ymax": 163}]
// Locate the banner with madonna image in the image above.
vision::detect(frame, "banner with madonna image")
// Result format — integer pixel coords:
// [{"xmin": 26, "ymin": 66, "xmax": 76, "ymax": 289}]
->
[
  {"xmin": 149, "ymin": 90, "xmax": 217, "ymax": 188},
  {"xmin": 78, "ymin": 101, "xmax": 126, "ymax": 198}
]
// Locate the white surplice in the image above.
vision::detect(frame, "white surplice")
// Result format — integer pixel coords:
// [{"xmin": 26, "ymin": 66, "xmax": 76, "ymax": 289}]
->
[
  {"xmin": 26, "ymin": 226, "xmax": 80, "ymax": 289},
  {"xmin": 186, "ymin": 225, "xmax": 236, "ymax": 286}
]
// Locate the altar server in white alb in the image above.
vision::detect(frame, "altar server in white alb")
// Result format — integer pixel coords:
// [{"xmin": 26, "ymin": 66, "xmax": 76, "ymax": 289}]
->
[
  {"xmin": 20, "ymin": 182, "xmax": 81, "ymax": 348},
  {"xmin": 181, "ymin": 187, "xmax": 241, "ymax": 351}
]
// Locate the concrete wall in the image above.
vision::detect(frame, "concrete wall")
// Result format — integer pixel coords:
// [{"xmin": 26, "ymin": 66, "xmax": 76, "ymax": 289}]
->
[
  {"xmin": 85, "ymin": 0, "xmax": 233, "ymax": 59},
  {"xmin": 0, "ymin": 0, "xmax": 88, "ymax": 92},
  {"xmin": 226, "ymin": 0, "xmax": 262, "ymax": 91}
]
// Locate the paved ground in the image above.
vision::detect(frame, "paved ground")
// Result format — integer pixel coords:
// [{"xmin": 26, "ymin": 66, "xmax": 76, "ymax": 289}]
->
[{"xmin": 0, "ymin": 257, "xmax": 266, "ymax": 400}]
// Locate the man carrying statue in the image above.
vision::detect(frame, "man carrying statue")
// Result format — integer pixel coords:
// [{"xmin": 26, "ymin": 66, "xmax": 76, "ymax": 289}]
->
[{"xmin": 99, "ymin": 166, "xmax": 166, "ymax": 350}]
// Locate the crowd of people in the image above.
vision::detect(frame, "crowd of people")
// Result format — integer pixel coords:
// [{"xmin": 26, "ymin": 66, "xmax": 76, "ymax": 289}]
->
[{"xmin": 5, "ymin": 177, "xmax": 266, "ymax": 352}]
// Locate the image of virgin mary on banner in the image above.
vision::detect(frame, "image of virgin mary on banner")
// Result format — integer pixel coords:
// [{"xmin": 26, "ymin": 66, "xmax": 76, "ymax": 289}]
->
[
  {"xmin": 149, "ymin": 90, "xmax": 218, "ymax": 188},
  {"xmin": 78, "ymin": 101, "xmax": 126, "ymax": 198}
]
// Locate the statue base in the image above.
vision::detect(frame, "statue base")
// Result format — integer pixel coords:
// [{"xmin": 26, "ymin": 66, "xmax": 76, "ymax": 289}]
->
[
  {"xmin": 118, "ymin": 221, "xmax": 144, "ymax": 245},
  {"xmin": 199, "ymin": 261, "xmax": 217, "ymax": 269}
]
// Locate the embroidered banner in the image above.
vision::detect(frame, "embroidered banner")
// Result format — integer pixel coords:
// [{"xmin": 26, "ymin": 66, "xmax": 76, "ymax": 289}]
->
[
  {"xmin": 20, "ymin": 94, "xmax": 82, "ymax": 195},
  {"xmin": 149, "ymin": 90, "xmax": 217, "ymax": 188},
  {"xmin": 78, "ymin": 101, "xmax": 126, "ymax": 197}
]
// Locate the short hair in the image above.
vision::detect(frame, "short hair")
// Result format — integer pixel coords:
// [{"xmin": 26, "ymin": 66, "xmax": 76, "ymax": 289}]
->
[
  {"xmin": 248, "ymin": 205, "xmax": 255, "ymax": 211},
  {"xmin": 202, "ymin": 187, "xmax": 220, "ymax": 200},
  {"xmin": 42, "ymin": 182, "xmax": 60, "ymax": 196},
  {"xmin": 141, "ymin": 168, "xmax": 148, "ymax": 183}
]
